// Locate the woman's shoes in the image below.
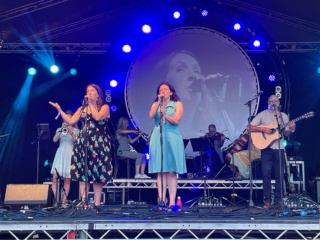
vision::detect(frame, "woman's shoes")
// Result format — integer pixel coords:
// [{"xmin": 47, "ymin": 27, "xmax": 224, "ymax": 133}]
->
[{"xmin": 134, "ymin": 174, "xmax": 151, "ymax": 178}]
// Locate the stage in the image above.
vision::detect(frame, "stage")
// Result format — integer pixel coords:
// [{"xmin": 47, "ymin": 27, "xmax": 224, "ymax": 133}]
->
[
  {"xmin": 0, "ymin": 202, "xmax": 320, "ymax": 240},
  {"xmin": 1, "ymin": 177, "xmax": 319, "ymax": 240}
]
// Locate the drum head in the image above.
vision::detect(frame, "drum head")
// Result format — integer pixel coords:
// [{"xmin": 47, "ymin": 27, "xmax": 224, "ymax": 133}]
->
[{"xmin": 125, "ymin": 27, "xmax": 260, "ymax": 155}]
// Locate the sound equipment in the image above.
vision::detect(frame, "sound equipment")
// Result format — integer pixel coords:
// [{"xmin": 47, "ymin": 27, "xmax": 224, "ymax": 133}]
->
[{"xmin": 4, "ymin": 184, "xmax": 52, "ymax": 208}]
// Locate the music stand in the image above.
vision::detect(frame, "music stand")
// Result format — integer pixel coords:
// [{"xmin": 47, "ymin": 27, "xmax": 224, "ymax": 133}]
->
[{"xmin": 32, "ymin": 123, "xmax": 50, "ymax": 184}]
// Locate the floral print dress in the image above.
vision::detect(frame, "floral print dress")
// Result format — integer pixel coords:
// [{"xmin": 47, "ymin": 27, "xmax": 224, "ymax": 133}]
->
[{"xmin": 70, "ymin": 107, "xmax": 113, "ymax": 184}]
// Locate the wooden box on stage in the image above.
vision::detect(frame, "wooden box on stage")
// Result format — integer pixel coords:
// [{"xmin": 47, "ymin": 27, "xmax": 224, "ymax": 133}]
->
[{"xmin": 4, "ymin": 184, "xmax": 52, "ymax": 207}]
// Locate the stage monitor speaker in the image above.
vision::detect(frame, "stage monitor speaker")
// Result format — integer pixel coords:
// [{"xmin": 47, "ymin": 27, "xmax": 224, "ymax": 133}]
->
[{"xmin": 4, "ymin": 184, "xmax": 51, "ymax": 206}]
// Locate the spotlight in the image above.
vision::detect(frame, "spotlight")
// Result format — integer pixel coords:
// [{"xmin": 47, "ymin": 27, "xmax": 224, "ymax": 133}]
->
[
  {"xmin": 233, "ymin": 23, "xmax": 241, "ymax": 31},
  {"xmin": 69, "ymin": 68, "xmax": 77, "ymax": 75},
  {"xmin": 110, "ymin": 80, "xmax": 118, "ymax": 87},
  {"xmin": 317, "ymin": 67, "xmax": 320, "ymax": 74},
  {"xmin": 110, "ymin": 105, "xmax": 117, "ymax": 112},
  {"xmin": 50, "ymin": 65, "xmax": 59, "ymax": 74},
  {"xmin": 145, "ymin": 153, "xmax": 150, "ymax": 160},
  {"xmin": 253, "ymin": 40, "xmax": 261, "ymax": 48},
  {"xmin": 122, "ymin": 44, "xmax": 131, "ymax": 53},
  {"xmin": 283, "ymin": 140, "xmax": 287, "ymax": 147},
  {"xmin": 142, "ymin": 24, "xmax": 151, "ymax": 34},
  {"xmin": 205, "ymin": 149, "xmax": 212, "ymax": 156},
  {"xmin": 173, "ymin": 11, "xmax": 181, "ymax": 19},
  {"xmin": 201, "ymin": 10, "xmax": 208, "ymax": 17},
  {"xmin": 28, "ymin": 67, "xmax": 37, "ymax": 76},
  {"xmin": 268, "ymin": 74, "xmax": 276, "ymax": 82}
]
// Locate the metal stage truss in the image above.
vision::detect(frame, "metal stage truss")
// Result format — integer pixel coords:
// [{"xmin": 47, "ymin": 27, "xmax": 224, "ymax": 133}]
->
[
  {"xmin": 105, "ymin": 177, "xmax": 305, "ymax": 205},
  {"xmin": 1, "ymin": 214, "xmax": 320, "ymax": 240},
  {"xmin": 0, "ymin": 42, "xmax": 319, "ymax": 54}
]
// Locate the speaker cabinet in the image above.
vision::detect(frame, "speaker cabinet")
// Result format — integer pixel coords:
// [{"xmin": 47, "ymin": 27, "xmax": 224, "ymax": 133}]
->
[{"xmin": 4, "ymin": 184, "xmax": 52, "ymax": 206}]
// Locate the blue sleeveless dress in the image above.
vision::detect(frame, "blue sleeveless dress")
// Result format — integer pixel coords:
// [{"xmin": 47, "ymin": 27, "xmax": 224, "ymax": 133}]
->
[{"xmin": 148, "ymin": 101, "xmax": 186, "ymax": 174}]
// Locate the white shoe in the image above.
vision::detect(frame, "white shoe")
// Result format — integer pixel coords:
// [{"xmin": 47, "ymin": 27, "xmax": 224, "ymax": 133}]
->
[
  {"xmin": 140, "ymin": 174, "xmax": 151, "ymax": 178},
  {"xmin": 134, "ymin": 174, "xmax": 141, "ymax": 178}
]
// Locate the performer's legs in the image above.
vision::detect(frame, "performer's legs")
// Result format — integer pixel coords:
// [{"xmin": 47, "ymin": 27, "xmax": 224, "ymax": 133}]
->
[
  {"xmin": 167, "ymin": 172, "xmax": 177, "ymax": 207},
  {"xmin": 273, "ymin": 149, "xmax": 284, "ymax": 203},
  {"xmin": 261, "ymin": 148, "xmax": 273, "ymax": 204},
  {"xmin": 157, "ymin": 173, "xmax": 167, "ymax": 204},
  {"xmin": 62, "ymin": 178, "xmax": 71, "ymax": 204},
  {"xmin": 79, "ymin": 181, "xmax": 90, "ymax": 201},
  {"xmin": 119, "ymin": 151, "xmax": 145, "ymax": 176},
  {"xmin": 51, "ymin": 173, "xmax": 58, "ymax": 198},
  {"xmin": 93, "ymin": 182, "xmax": 103, "ymax": 206}
]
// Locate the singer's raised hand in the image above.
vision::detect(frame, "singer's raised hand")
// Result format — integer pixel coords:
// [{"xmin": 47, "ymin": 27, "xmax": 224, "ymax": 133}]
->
[{"xmin": 49, "ymin": 101, "xmax": 61, "ymax": 112}]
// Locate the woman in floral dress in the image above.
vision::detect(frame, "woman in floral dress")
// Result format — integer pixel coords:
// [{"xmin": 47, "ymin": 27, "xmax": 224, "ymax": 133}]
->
[{"xmin": 49, "ymin": 83, "xmax": 113, "ymax": 206}]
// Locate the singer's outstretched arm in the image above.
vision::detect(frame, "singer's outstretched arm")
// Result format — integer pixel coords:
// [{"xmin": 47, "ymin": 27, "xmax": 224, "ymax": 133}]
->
[{"xmin": 49, "ymin": 101, "xmax": 81, "ymax": 125}]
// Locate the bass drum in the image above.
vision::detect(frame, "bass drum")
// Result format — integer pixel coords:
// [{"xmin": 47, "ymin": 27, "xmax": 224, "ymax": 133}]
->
[{"xmin": 125, "ymin": 27, "xmax": 260, "ymax": 156}]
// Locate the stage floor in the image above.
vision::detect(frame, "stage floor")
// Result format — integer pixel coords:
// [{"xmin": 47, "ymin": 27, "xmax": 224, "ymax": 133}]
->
[{"xmin": 1, "ymin": 200, "xmax": 320, "ymax": 240}]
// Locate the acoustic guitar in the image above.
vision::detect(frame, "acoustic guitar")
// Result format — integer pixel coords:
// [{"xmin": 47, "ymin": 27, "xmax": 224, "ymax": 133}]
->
[{"xmin": 251, "ymin": 111, "xmax": 315, "ymax": 149}]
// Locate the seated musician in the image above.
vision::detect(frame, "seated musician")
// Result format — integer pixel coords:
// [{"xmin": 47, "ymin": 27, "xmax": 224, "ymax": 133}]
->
[
  {"xmin": 201, "ymin": 124, "xmax": 226, "ymax": 177},
  {"xmin": 229, "ymin": 141, "xmax": 261, "ymax": 179}
]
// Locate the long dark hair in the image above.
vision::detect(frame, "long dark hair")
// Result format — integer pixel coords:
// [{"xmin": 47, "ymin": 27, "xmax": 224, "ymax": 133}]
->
[
  {"xmin": 154, "ymin": 82, "xmax": 180, "ymax": 102},
  {"xmin": 86, "ymin": 83, "xmax": 106, "ymax": 110}
]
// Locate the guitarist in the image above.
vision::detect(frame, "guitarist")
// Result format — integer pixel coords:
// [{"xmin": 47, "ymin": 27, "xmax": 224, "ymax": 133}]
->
[{"xmin": 248, "ymin": 95, "xmax": 296, "ymax": 209}]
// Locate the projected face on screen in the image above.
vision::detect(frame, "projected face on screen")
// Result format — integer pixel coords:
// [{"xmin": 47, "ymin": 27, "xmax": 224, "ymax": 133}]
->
[{"xmin": 125, "ymin": 27, "xmax": 260, "ymax": 153}]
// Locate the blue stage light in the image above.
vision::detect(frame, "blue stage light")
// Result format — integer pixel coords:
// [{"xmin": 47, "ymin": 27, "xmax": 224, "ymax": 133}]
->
[
  {"xmin": 201, "ymin": 10, "xmax": 208, "ymax": 17},
  {"xmin": 268, "ymin": 74, "xmax": 276, "ymax": 82},
  {"xmin": 142, "ymin": 24, "xmax": 151, "ymax": 34},
  {"xmin": 122, "ymin": 44, "xmax": 131, "ymax": 53},
  {"xmin": 173, "ymin": 11, "xmax": 181, "ymax": 19},
  {"xmin": 110, "ymin": 105, "xmax": 117, "ymax": 112},
  {"xmin": 50, "ymin": 65, "xmax": 59, "ymax": 74},
  {"xmin": 110, "ymin": 80, "xmax": 118, "ymax": 87},
  {"xmin": 317, "ymin": 67, "xmax": 320, "ymax": 74},
  {"xmin": 253, "ymin": 40, "xmax": 261, "ymax": 48},
  {"xmin": 28, "ymin": 67, "xmax": 37, "ymax": 75},
  {"xmin": 233, "ymin": 23, "xmax": 241, "ymax": 31},
  {"xmin": 70, "ymin": 68, "xmax": 77, "ymax": 75}
]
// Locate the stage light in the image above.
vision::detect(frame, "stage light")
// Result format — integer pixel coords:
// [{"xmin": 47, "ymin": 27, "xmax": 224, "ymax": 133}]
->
[
  {"xmin": 283, "ymin": 140, "xmax": 287, "ymax": 147},
  {"xmin": 275, "ymin": 85, "xmax": 282, "ymax": 99},
  {"xmin": 145, "ymin": 153, "xmax": 150, "ymax": 160},
  {"xmin": 110, "ymin": 105, "xmax": 117, "ymax": 112},
  {"xmin": 268, "ymin": 74, "xmax": 276, "ymax": 82},
  {"xmin": 201, "ymin": 10, "xmax": 208, "ymax": 17},
  {"xmin": 110, "ymin": 80, "xmax": 118, "ymax": 87},
  {"xmin": 171, "ymin": 205, "xmax": 180, "ymax": 212},
  {"xmin": 28, "ymin": 67, "xmax": 37, "ymax": 75},
  {"xmin": 50, "ymin": 65, "xmax": 59, "ymax": 74},
  {"xmin": 173, "ymin": 11, "xmax": 181, "ymax": 19},
  {"xmin": 233, "ymin": 23, "xmax": 241, "ymax": 31},
  {"xmin": 317, "ymin": 67, "xmax": 320, "ymax": 74},
  {"xmin": 122, "ymin": 44, "xmax": 131, "ymax": 53},
  {"xmin": 69, "ymin": 68, "xmax": 77, "ymax": 75},
  {"xmin": 206, "ymin": 149, "xmax": 212, "ymax": 156},
  {"xmin": 253, "ymin": 40, "xmax": 261, "ymax": 48},
  {"xmin": 142, "ymin": 24, "xmax": 151, "ymax": 34}
]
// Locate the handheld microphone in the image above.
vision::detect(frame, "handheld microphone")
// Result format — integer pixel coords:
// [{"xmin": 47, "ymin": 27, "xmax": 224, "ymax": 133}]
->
[
  {"xmin": 82, "ymin": 96, "xmax": 88, "ymax": 106},
  {"xmin": 271, "ymin": 103, "xmax": 278, "ymax": 110},
  {"xmin": 55, "ymin": 112, "xmax": 61, "ymax": 120}
]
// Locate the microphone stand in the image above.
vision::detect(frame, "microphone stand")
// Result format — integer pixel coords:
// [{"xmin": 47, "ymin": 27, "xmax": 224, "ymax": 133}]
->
[
  {"xmin": 31, "ymin": 129, "xmax": 45, "ymax": 184},
  {"xmin": 54, "ymin": 168, "xmax": 66, "ymax": 208},
  {"xmin": 274, "ymin": 110, "xmax": 284, "ymax": 204},
  {"xmin": 244, "ymin": 96, "xmax": 258, "ymax": 207},
  {"xmin": 158, "ymin": 99, "xmax": 165, "ymax": 207},
  {"xmin": 82, "ymin": 101, "xmax": 89, "ymax": 206}
]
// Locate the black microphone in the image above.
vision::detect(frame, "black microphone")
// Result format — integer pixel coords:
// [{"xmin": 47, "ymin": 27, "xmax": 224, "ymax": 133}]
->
[
  {"xmin": 254, "ymin": 90, "xmax": 263, "ymax": 97},
  {"xmin": 82, "ymin": 96, "xmax": 88, "ymax": 106},
  {"xmin": 159, "ymin": 96, "xmax": 164, "ymax": 106},
  {"xmin": 271, "ymin": 103, "xmax": 278, "ymax": 110}
]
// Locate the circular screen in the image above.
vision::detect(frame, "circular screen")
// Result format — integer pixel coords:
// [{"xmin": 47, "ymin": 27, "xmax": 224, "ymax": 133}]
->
[{"xmin": 125, "ymin": 27, "xmax": 260, "ymax": 156}]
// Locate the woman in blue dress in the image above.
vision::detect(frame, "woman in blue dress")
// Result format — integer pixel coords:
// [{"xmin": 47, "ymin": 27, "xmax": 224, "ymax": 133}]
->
[
  {"xmin": 51, "ymin": 110, "xmax": 79, "ymax": 207},
  {"xmin": 149, "ymin": 82, "xmax": 186, "ymax": 207},
  {"xmin": 49, "ymin": 83, "xmax": 113, "ymax": 207}
]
